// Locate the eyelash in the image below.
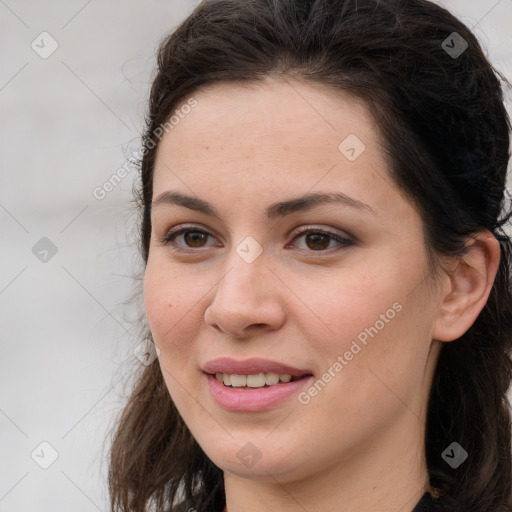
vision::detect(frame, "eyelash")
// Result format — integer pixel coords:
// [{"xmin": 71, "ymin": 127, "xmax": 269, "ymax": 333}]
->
[{"xmin": 158, "ymin": 224, "xmax": 354, "ymax": 255}]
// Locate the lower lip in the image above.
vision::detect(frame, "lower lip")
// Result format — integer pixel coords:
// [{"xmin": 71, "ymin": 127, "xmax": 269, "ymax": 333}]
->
[{"xmin": 204, "ymin": 373, "xmax": 314, "ymax": 412}]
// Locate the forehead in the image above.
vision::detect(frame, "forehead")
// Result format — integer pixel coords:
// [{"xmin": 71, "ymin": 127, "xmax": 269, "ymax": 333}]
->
[
  {"xmin": 151, "ymin": 78, "xmax": 412, "ymax": 223},
  {"xmin": 157, "ymin": 78, "xmax": 375, "ymax": 159}
]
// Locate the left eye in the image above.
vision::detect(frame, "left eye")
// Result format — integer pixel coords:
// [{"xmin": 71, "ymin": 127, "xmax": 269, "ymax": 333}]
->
[
  {"xmin": 289, "ymin": 228, "xmax": 353, "ymax": 252},
  {"xmin": 159, "ymin": 226, "xmax": 353, "ymax": 253}
]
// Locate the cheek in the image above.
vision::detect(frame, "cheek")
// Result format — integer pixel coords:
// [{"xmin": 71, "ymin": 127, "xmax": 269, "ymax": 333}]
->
[
  {"xmin": 301, "ymin": 251, "xmax": 431, "ymax": 386},
  {"xmin": 143, "ymin": 268, "xmax": 172, "ymax": 342},
  {"xmin": 143, "ymin": 265, "xmax": 203, "ymax": 411},
  {"xmin": 294, "ymin": 263, "xmax": 401, "ymax": 350},
  {"xmin": 311, "ymin": 283, "xmax": 435, "ymax": 428},
  {"xmin": 143, "ymin": 262, "xmax": 201, "ymax": 359}
]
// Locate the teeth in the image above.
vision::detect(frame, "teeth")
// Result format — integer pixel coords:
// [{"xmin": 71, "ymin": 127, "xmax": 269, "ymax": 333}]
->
[
  {"xmin": 246, "ymin": 373, "xmax": 266, "ymax": 387},
  {"xmin": 265, "ymin": 372, "xmax": 280, "ymax": 385},
  {"xmin": 230, "ymin": 374, "xmax": 247, "ymax": 387},
  {"xmin": 215, "ymin": 372, "xmax": 295, "ymax": 388}
]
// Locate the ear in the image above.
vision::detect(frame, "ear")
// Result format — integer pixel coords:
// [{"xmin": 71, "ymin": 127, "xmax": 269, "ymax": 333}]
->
[{"xmin": 433, "ymin": 230, "xmax": 501, "ymax": 342}]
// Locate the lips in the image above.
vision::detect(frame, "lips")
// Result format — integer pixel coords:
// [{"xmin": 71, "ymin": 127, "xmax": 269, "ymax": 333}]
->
[
  {"xmin": 202, "ymin": 357, "xmax": 313, "ymax": 378},
  {"xmin": 203, "ymin": 357, "xmax": 315, "ymax": 411}
]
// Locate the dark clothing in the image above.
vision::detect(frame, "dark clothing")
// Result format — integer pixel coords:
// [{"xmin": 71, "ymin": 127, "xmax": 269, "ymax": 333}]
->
[{"xmin": 413, "ymin": 492, "xmax": 449, "ymax": 511}]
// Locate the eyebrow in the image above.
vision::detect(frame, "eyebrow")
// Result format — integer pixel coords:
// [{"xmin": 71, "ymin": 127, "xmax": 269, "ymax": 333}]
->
[{"xmin": 151, "ymin": 190, "xmax": 376, "ymax": 220}]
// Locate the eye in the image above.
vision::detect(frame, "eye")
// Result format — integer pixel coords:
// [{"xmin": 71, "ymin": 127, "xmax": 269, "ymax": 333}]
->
[
  {"xmin": 287, "ymin": 226, "xmax": 354, "ymax": 253},
  {"xmin": 158, "ymin": 224, "xmax": 354, "ymax": 254},
  {"xmin": 159, "ymin": 225, "xmax": 218, "ymax": 252}
]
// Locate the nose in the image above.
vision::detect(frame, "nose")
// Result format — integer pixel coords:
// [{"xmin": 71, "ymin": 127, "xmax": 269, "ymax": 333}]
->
[{"xmin": 203, "ymin": 251, "xmax": 286, "ymax": 339}]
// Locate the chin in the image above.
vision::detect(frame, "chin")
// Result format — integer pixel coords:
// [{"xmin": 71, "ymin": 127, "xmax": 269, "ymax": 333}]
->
[{"xmin": 196, "ymin": 431, "xmax": 315, "ymax": 482}]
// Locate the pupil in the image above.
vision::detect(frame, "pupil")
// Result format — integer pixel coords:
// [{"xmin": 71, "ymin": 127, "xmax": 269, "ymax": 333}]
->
[
  {"xmin": 306, "ymin": 233, "xmax": 329, "ymax": 250},
  {"xmin": 185, "ymin": 232, "xmax": 206, "ymax": 247}
]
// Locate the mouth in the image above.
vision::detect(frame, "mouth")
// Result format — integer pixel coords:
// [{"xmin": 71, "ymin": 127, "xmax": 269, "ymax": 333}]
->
[
  {"xmin": 202, "ymin": 357, "xmax": 314, "ymax": 411},
  {"xmin": 202, "ymin": 357, "xmax": 314, "ymax": 387}
]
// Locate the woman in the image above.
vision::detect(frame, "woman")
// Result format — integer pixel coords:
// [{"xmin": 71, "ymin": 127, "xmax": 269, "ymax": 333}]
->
[{"xmin": 108, "ymin": 0, "xmax": 512, "ymax": 510}]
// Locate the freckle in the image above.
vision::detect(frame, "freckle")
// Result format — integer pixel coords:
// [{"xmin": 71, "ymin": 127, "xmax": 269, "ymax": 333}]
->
[{"xmin": 205, "ymin": 146, "xmax": 209, "ymax": 150}]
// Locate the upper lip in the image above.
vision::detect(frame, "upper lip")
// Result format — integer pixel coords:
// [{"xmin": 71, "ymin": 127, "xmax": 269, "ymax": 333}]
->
[{"xmin": 203, "ymin": 357, "xmax": 313, "ymax": 377}]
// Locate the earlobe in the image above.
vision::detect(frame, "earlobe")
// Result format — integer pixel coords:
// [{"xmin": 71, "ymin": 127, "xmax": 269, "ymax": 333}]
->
[{"xmin": 433, "ymin": 230, "xmax": 501, "ymax": 342}]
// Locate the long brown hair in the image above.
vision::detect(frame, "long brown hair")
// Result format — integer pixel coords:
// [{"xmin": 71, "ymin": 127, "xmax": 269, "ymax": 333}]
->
[{"xmin": 108, "ymin": 1, "xmax": 512, "ymax": 510}]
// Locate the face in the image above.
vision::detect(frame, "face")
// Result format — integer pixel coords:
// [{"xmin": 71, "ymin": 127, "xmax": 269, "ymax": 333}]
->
[{"xmin": 143, "ymin": 77, "xmax": 443, "ymax": 483}]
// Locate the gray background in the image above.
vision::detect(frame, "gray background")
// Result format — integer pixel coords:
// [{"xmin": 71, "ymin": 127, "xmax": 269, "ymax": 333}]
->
[{"xmin": 1, "ymin": 1, "xmax": 511, "ymax": 510}]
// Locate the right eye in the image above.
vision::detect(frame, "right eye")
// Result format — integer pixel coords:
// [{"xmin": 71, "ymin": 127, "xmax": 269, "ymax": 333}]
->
[{"xmin": 159, "ymin": 225, "xmax": 219, "ymax": 252}]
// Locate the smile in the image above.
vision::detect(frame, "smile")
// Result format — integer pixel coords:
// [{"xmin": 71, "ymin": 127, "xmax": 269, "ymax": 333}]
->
[
  {"xmin": 204, "ymin": 372, "xmax": 313, "ymax": 412},
  {"xmin": 214, "ymin": 372, "xmax": 302, "ymax": 389}
]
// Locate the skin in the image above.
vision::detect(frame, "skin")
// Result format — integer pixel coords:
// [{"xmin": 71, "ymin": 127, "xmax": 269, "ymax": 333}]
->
[{"xmin": 143, "ymin": 77, "xmax": 500, "ymax": 512}]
